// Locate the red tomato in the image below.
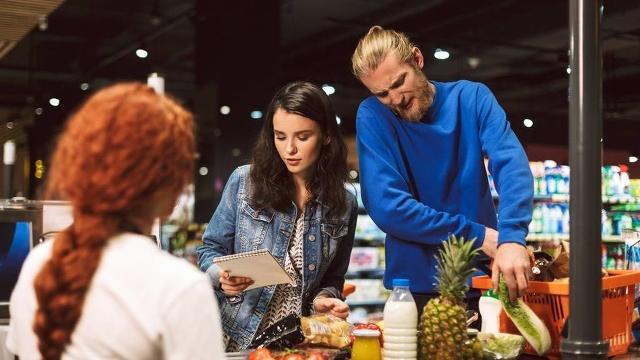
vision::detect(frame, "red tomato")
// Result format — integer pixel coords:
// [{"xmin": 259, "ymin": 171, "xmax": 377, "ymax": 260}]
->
[
  {"xmin": 248, "ymin": 348, "xmax": 275, "ymax": 360},
  {"xmin": 306, "ymin": 353, "xmax": 326, "ymax": 360},
  {"xmin": 281, "ymin": 354, "xmax": 305, "ymax": 360}
]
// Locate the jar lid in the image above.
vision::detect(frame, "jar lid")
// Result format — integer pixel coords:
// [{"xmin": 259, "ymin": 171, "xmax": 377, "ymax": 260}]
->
[{"xmin": 353, "ymin": 329, "xmax": 381, "ymax": 337}]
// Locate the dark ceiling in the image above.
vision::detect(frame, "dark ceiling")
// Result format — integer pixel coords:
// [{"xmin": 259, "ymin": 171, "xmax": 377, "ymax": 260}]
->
[{"xmin": 1, "ymin": 0, "xmax": 639, "ymax": 155}]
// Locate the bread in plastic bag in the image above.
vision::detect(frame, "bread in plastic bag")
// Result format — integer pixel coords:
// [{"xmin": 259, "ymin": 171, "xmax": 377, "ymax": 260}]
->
[{"xmin": 250, "ymin": 314, "xmax": 353, "ymax": 350}]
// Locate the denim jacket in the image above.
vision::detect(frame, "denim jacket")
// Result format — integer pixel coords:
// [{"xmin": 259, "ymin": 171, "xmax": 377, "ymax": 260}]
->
[{"xmin": 196, "ymin": 165, "xmax": 357, "ymax": 349}]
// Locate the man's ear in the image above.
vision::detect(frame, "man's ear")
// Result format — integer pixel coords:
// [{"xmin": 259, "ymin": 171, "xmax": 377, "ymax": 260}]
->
[{"xmin": 412, "ymin": 47, "xmax": 424, "ymax": 69}]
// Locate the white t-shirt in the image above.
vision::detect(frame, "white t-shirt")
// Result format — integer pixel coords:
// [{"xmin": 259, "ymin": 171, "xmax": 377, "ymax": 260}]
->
[{"xmin": 6, "ymin": 233, "xmax": 226, "ymax": 360}]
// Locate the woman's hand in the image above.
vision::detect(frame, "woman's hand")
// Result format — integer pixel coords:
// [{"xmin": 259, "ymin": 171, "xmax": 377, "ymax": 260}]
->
[
  {"xmin": 219, "ymin": 270, "xmax": 254, "ymax": 296},
  {"xmin": 313, "ymin": 297, "xmax": 349, "ymax": 319}
]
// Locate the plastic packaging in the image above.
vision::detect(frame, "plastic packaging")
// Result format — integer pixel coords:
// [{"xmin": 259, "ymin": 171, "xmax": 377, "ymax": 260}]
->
[
  {"xmin": 249, "ymin": 314, "xmax": 352, "ymax": 350},
  {"xmin": 383, "ymin": 278, "xmax": 417, "ymax": 359}
]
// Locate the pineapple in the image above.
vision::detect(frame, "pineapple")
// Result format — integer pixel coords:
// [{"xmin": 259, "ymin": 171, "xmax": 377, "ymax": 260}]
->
[{"xmin": 418, "ymin": 235, "xmax": 482, "ymax": 360}]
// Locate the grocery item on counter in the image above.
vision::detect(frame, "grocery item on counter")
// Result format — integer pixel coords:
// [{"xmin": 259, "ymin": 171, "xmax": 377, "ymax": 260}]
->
[
  {"xmin": 497, "ymin": 279, "xmax": 551, "ymax": 356},
  {"xmin": 418, "ymin": 235, "xmax": 483, "ymax": 360},
  {"xmin": 463, "ymin": 329, "xmax": 483, "ymax": 360},
  {"xmin": 479, "ymin": 289, "xmax": 502, "ymax": 334},
  {"xmin": 250, "ymin": 314, "xmax": 353, "ymax": 350},
  {"xmin": 383, "ymin": 278, "xmax": 417, "ymax": 359},
  {"xmin": 477, "ymin": 332, "xmax": 525, "ymax": 360},
  {"xmin": 351, "ymin": 328, "xmax": 382, "ymax": 360},
  {"xmin": 247, "ymin": 347, "xmax": 345, "ymax": 360}
]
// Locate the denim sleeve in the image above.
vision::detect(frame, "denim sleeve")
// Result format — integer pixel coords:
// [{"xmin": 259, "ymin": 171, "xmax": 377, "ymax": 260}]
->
[
  {"xmin": 196, "ymin": 167, "xmax": 242, "ymax": 290},
  {"xmin": 312, "ymin": 196, "xmax": 357, "ymax": 302}
]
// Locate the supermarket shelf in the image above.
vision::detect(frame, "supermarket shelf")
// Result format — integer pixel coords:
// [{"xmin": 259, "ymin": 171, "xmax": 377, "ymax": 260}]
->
[
  {"xmin": 526, "ymin": 233, "xmax": 623, "ymax": 243},
  {"xmin": 345, "ymin": 299, "xmax": 386, "ymax": 307},
  {"xmin": 494, "ymin": 194, "xmax": 640, "ymax": 204},
  {"xmin": 354, "ymin": 236, "xmax": 385, "ymax": 245},
  {"xmin": 346, "ymin": 268, "xmax": 385, "ymax": 279}
]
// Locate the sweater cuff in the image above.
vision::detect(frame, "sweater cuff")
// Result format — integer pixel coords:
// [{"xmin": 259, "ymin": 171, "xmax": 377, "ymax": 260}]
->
[
  {"xmin": 467, "ymin": 222, "xmax": 486, "ymax": 250},
  {"xmin": 497, "ymin": 227, "xmax": 528, "ymax": 246}
]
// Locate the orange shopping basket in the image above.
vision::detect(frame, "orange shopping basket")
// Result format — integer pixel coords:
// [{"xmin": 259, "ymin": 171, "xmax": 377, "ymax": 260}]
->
[{"xmin": 472, "ymin": 270, "xmax": 640, "ymax": 359}]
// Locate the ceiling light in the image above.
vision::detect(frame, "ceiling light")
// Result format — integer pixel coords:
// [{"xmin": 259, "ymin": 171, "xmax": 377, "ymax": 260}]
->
[
  {"xmin": 250, "ymin": 110, "xmax": 263, "ymax": 119},
  {"xmin": 523, "ymin": 118, "xmax": 533, "ymax": 128},
  {"xmin": 34, "ymin": 107, "xmax": 43, "ymax": 115},
  {"xmin": 220, "ymin": 106, "xmax": 231, "ymax": 115},
  {"xmin": 336, "ymin": 116, "xmax": 341, "ymax": 125},
  {"xmin": 630, "ymin": 156, "xmax": 638, "ymax": 163},
  {"xmin": 136, "ymin": 48, "xmax": 148, "ymax": 58},
  {"xmin": 199, "ymin": 167, "xmax": 209, "ymax": 176},
  {"xmin": 434, "ymin": 48, "xmax": 450, "ymax": 60},
  {"xmin": 322, "ymin": 84, "xmax": 336, "ymax": 96},
  {"xmin": 467, "ymin": 57, "xmax": 480, "ymax": 69},
  {"xmin": 80, "ymin": 83, "xmax": 89, "ymax": 91},
  {"xmin": 49, "ymin": 98, "xmax": 60, "ymax": 107},
  {"xmin": 566, "ymin": 65, "xmax": 571, "ymax": 74}
]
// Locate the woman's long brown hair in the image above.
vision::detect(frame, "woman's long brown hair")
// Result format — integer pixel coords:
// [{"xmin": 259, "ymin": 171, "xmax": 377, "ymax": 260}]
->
[{"xmin": 32, "ymin": 83, "xmax": 195, "ymax": 359}]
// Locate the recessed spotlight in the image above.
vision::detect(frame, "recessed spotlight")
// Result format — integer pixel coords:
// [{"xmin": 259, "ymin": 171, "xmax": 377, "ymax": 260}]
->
[
  {"xmin": 336, "ymin": 116, "xmax": 341, "ymax": 125},
  {"xmin": 523, "ymin": 118, "xmax": 534, "ymax": 128},
  {"xmin": 630, "ymin": 156, "xmax": 638, "ymax": 163},
  {"xmin": 220, "ymin": 106, "xmax": 231, "ymax": 115},
  {"xmin": 136, "ymin": 48, "xmax": 148, "ymax": 58},
  {"xmin": 199, "ymin": 166, "xmax": 209, "ymax": 176},
  {"xmin": 80, "ymin": 83, "xmax": 89, "ymax": 91},
  {"xmin": 566, "ymin": 66, "xmax": 571, "ymax": 74},
  {"xmin": 434, "ymin": 48, "xmax": 450, "ymax": 60},
  {"xmin": 250, "ymin": 110, "xmax": 263, "ymax": 119},
  {"xmin": 35, "ymin": 107, "xmax": 43, "ymax": 115},
  {"xmin": 49, "ymin": 98, "xmax": 60, "ymax": 107},
  {"xmin": 322, "ymin": 84, "xmax": 336, "ymax": 96}
]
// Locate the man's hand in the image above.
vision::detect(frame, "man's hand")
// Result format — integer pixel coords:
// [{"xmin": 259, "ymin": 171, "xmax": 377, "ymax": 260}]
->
[
  {"xmin": 219, "ymin": 270, "xmax": 254, "ymax": 297},
  {"xmin": 313, "ymin": 297, "xmax": 349, "ymax": 319},
  {"xmin": 481, "ymin": 227, "xmax": 498, "ymax": 258},
  {"xmin": 491, "ymin": 243, "xmax": 532, "ymax": 303}
]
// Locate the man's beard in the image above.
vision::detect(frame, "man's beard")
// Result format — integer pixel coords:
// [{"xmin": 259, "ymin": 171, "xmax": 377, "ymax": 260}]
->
[{"xmin": 394, "ymin": 71, "xmax": 433, "ymax": 122}]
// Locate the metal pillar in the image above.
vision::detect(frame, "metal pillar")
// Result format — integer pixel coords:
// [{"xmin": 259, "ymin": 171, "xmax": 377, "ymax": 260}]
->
[{"xmin": 560, "ymin": 0, "xmax": 608, "ymax": 358}]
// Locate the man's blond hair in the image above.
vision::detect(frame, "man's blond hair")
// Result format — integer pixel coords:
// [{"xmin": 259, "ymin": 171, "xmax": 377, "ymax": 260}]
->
[{"xmin": 351, "ymin": 26, "xmax": 416, "ymax": 79}]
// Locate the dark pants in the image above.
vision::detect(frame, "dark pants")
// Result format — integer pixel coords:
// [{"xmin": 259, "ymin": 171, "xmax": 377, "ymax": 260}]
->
[{"xmin": 412, "ymin": 293, "xmax": 482, "ymax": 330}]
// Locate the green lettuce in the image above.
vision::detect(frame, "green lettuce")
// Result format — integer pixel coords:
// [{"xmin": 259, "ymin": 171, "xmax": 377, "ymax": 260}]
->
[{"xmin": 498, "ymin": 279, "xmax": 551, "ymax": 356}]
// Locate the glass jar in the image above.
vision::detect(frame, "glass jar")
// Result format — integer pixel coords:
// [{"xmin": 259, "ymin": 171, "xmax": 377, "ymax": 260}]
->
[{"xmin": 351, "ymin": 328, "xmax": 381, "ymax": 360}]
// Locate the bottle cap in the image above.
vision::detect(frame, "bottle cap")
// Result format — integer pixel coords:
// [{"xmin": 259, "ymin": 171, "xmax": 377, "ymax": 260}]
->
[
  {"xmin": 392, "ymin": 278, "xmax": 410, "ymax": 287},
  {"xmin": 353, "ymin": 329, "xmax": 381, "ymax": 337}
]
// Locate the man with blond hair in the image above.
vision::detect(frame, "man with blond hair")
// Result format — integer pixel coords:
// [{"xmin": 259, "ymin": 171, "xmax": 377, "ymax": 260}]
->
[{"xmin": 351, "ymin": 26, "xmax": 533, "ymax": 315}]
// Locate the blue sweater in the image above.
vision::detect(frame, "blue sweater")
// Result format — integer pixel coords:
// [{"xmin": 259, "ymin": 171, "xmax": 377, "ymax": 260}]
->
[{"xmin": 356, "ymin": 80, "xmax": 533, "ymax": 294}]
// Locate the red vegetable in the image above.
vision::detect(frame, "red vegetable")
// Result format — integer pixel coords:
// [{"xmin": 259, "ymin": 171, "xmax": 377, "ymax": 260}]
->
[
  {"xmin": 306, "ymin": 353, "xmax": 325, "ymax": 360},
  {"xmin": 248, "ymin": 348, "xmax": 276, "ymax": 360}
]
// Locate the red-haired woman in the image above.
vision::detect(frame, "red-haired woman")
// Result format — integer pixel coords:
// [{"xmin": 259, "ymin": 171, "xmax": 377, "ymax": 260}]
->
[{"xmin": 6, "ymin": 83, "xmax": 225, "ymax": 360}]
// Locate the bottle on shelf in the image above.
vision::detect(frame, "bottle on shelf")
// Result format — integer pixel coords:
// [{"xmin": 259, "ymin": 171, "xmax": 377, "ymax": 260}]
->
[{"xmin": 383, "ymin": 278, "xmax": 418, "ymax": 360}]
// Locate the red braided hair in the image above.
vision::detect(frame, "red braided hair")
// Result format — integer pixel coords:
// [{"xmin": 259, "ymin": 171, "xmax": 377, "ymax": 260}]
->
[{"xmin": 32, "ymin": 83, "xmax": 195, "ymax": 359}]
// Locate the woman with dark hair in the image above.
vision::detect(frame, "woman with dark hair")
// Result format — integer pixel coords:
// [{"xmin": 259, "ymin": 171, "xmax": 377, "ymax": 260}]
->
[
  {"xmin": 7, "ymin": 83, "xmax": 225, "ymax": 359},
  {"xmin": 197, "ymin": 81, "xmax": 357, "ymax": 351}
]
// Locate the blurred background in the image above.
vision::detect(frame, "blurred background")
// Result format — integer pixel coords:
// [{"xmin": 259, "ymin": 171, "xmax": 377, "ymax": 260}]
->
[{"xmin": 0, "ymin": 0, "xmax": 639, "ymax": 222}]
